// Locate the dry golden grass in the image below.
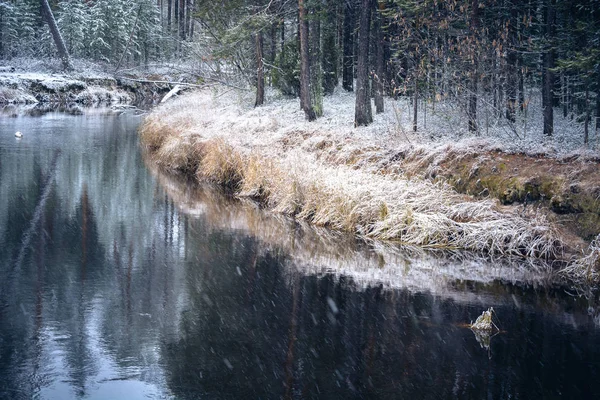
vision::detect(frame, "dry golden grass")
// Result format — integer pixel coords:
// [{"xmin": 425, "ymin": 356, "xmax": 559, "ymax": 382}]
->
[
  {"xmin": 196, "ymin": 138, "xmax": 245, "ymax": 188},
  {"xmin": 138, "ymin": 89, "xmax": 598, "ymax": 283}
]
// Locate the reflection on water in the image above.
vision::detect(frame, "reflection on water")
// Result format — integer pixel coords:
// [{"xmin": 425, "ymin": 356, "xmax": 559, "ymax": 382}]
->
[{"xmin": 1, "ymin": 108, "xmax": 599, "ymax": 399}]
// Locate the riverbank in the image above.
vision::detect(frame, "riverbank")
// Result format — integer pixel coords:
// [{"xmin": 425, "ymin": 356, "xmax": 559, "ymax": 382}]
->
[
  {"xmin": 139, "ymin": 86, "xmax": 600, "ymax": 283},
  {"xmin": 0, "ymin": 58, "xmax": 180, "ymax": 105}
]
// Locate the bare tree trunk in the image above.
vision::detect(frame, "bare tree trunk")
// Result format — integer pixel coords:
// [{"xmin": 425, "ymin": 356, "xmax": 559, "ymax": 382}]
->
[
  {"xmin": 167, "ymin": 0, "xmax": 172, "ymax": 31},
  {"xmin": 596, "ymin": 69, "xmax": 600, "ymax": 132},
  {"xmin": 174, "ymin": 0, "xmax": 178, "ymax": 31},
  {"xmin": 0, "ymin": 6, "xmax": 4, "ymax": 57},
  {"xmin": 299, "ymin": 0, "xmax": 316, "ymax": 121},
  {"xmin": 179, "ymin": 0, "xmax": 185, "ymax": 40},
  {"xmin": 562, "ymin": 73, "xmax": 568, "ymax": 118},
  {"xmin": 354, "ymin": 0, "xmax": 372, "ymax": 126},
  {"xmin": 505, "ymin": 0, "xmax": 518, "ymax": 123},
  {"xmin": 373, "ymin": 0, "xmax": 384, "ymax": 114},
  {"xmin": 270, "ymin": 22, "xmax": 277, "ymax": 66},
  {"xmin": 322, "ymin": 0, "xmax": 338, "ymax": 95},
  {"xmin": 309, "ymin": 1, "xmax": 322, "ymax": 117},
  {"xmin": 342, "ymin": 0, "xmax": 355, "ymax": 92},
  {"xmin": 584, "ymin": 87, "xmax": 589, "ymax": 145},
  {"xmin": 186, "ymin": 0, "xmax": 193, "ymax": 39},
  {"xmin": 413, "ymin": 77, "xmax": 418, "ymax": 132},
  {"xmin": 255, "ymin": 32, "xmax": 264, "ymax": 107},
  {"xmin": 467, "ymin": 0, "xmax": 479, "ymax": 133},
  {"xmin": 40, "ymin": 0, "xmax": 72, "ymax": 71},
  {"xmin": 542, "ymin": 0, "xmax": 555, "ymax": 136}
]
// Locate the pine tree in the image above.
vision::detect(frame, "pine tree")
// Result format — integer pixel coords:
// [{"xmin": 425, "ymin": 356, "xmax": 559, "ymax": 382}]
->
[{"xmin": 354, "ymin": 0, "xmax": 372, "ymax": 126}]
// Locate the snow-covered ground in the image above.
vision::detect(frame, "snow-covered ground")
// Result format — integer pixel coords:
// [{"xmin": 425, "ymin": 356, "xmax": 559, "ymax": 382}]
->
[{"xmin": 233, "ymin": 85, "xmax": 599, "ymax": 158}]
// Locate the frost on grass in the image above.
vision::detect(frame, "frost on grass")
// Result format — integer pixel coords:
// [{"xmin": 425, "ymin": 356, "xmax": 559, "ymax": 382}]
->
[
  {"xmin": 561, "ymin": 234, "xmax": 600, "ymax": 283},
  {"xmin": 147, "ymin": 165, "xmax": 559, "ymax": 302},
  {"xmin": 139, "ymin": 87, "xmax": 599, "ymax": 280}
]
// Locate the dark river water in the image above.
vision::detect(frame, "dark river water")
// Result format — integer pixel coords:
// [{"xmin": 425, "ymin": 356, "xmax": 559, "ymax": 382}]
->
[{"xmin": 1, "ymin": 106, "xmax": 600, "ymax": 399}]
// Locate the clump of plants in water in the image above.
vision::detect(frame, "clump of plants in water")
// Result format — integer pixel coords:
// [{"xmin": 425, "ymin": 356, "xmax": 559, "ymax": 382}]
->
[{"xmin": 470, "ymin": 307, "xmax": 499, "ymax": 331}]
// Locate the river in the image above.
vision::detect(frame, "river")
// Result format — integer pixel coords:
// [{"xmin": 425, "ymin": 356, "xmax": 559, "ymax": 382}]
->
[{"xmin": 1, "ymin": 106, "xmax": 599, "ymax": 399}]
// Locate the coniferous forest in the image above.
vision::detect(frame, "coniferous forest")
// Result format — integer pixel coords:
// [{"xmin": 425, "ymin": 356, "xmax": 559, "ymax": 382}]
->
[{"xmin": 1, "ymin": 0, "xmax": 599, "ymax": 138}]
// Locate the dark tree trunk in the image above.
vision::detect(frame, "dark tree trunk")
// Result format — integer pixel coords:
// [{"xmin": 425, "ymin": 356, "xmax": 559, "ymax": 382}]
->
[
  {"xmin": 179, "ymin": 0, "xmax": 185, "ymax": 40},
  {"xmin": 373, "ymin": 0, "xmax": 384, "ymax": 114},
  {"xmin": 518, "ymin": 57, "xmax": 525, "ymax": 113},
  {"xmin": 299, "ymin": 0, "xmax": 316, "ymax": 121},
  {"xmin": 542, "ymin": 0, "xmax": 555, "ymax": 136},
  {"xmin": 167, "ymin": 0, "xmax": 171, "ymax": 31},
  {"xmin": 309, "ymin": 1, "xmax": 323, "ymax": 116},
  {"xmin": 505, "ymin": 0, "xmax": 518, "ymax": 123},
  {"xmin": 467, "ymin": 0, "xmax": 479, "ymax": 133},
  {"xmin": 596, "ymin": 69, "xmax": 600, "ymax": 132},
  {"xmin": 186, "ymin": 0, "xmax": 193, "ymax": 39},
  {"xmin": 40, "ymin": 0, "xmax": 72, "ymax": 71},
  {"xmin": 584, "ymin": 87, "xmax": 589, "ymax": 145},
  {"xmin": 270, "ymin": 22, "xmax": 277, "ymax": 67},
  {"xmin": 562, "ymin": 73, "xmax": 568, "ymax": 118},
  {"xmin": 255, "ymin": 32, "xmax": 264, "ymax": 107},
  {"xmin": 174, "ymin": 0, "xmax": 178, "ymax": 28},
  {"xmin": 0, "ymin": 6, "xmax": 4, "ymax": 57},
  {"xmin": 342, "ymin": 0, "xmax": 355, "ymax": 92},
  {"xmin": 354, "ymin": 0, "xmax": 372, "ymax": 126},
  {"xmin": 413, "ymin": 77, "xmax": 418, "ymax": 132},
  {"xmin": 322, "ymin": 0, "xmax": 338, "ymax": 95}
]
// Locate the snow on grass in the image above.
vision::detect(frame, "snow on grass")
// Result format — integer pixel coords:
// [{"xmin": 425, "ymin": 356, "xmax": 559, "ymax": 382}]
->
[
  {"xmin": 140, "ymin": 87, "xmax": 566, "ymax": 262},
  {"xmin": 148, "ymin": 166, "xmax": 559, "ymax": 302}
]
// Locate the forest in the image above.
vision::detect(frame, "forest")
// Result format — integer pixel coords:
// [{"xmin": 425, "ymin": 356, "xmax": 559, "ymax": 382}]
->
[{"xmin": 0, "ymin": 0, "xmax": 599, "ymax": 142}]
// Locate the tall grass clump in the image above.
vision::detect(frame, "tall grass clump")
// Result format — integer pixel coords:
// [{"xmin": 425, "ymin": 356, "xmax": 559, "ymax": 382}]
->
[
  {"xmin": 139, "ymin": 89, "xmax": 592, "ymax": 274},
  {"xmin": 561, "ymin": 235, "xmax": 600, "ymax": 283}
]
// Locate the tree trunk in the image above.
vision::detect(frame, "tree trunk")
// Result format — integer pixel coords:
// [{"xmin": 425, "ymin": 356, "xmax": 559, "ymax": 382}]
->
[
  {"xmin": 270, "ymin": 21, "xmax": 277, "ymax": 67},
  {"xmin": 179, "ymin": 0, "xmax": 185, "ymax": 40},
  {"xmin": 542, "ymin": 0, "xmax": 555, "ymax": 136},
  {"xmin": 255, "ymin": 32, "xmax": 264, "ymax": 107},
  {"xmin": 413, "ymin": 77, "xmax": 418, "ymax": 132},
  {"xmin": 309, "ymin": 1, "xmax": 323, "ymax": 116},
  {"xmin": 467, "ymin": 0, "xmax": 479, "ymax": 133},
  {"xmin": 322, "ymin": 0, "xmax": 338, "ymax": 95},
  {"xmin": 174, "ymin": 0, "xmax": 178, "ymax": 28},
  {"xmin": 186, "ymin": 0, "xmax": 193, "ymax": 40},
  {"xmin": 167, "ymin": 0, "xmax": 172, "ymax": 31},
  {"xmin": 518, "ymin": 58, "xmax": 525, "ymax": 113},
  {"xmin": 299, "ymin": 0, "xmax": 316, "ymax": 121},
  {"xmin": 373, "ymin": 0, "xmax": 384, "ymax": 114},
  {"xmin": 1, "ymin": 4, "xmax": 4, "ymax": 57},
  {"xmin": 584, "ymin": 87, "xmax": 589, "ymax": 145},
  {"xmin": 342, "ymin": 0, "xmax": 355, "ymax": 92},
  {"xmin": 354, "ymin": 0, "xmax": 372, "ymax": 126},
  {"xmin": 562, "ymin": 73, "xmax": 568, "ymax": 118},
  {"xmin": 40, "ymin": 0, "xmax": 72, "ymax": 71},
  {"xmin": 596, "ymin": 69, "xmax": 600, "ymax": 132},
  {"xmin": 505, "ymin": 0, "xmax": 518, "ymax": 123}
]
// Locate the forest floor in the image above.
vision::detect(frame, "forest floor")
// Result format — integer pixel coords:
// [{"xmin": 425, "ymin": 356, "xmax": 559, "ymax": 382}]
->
[{"xmin": 142, "ymin": 85, "xmax": 600, "ymax": 283}]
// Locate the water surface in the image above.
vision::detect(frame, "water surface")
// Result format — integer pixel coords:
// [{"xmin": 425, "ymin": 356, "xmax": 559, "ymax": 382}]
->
[{"xmin": 1, "ymin": 107, "xmax": 599, "ymax": 399}]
